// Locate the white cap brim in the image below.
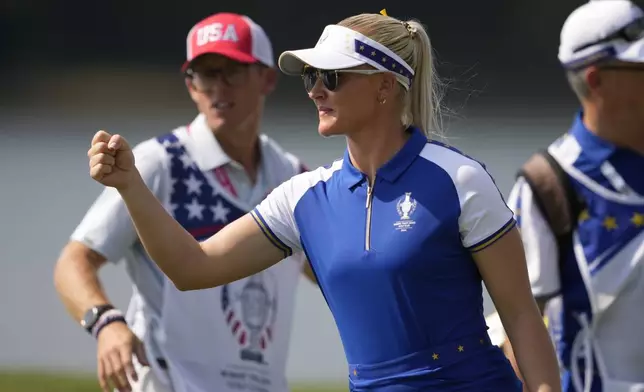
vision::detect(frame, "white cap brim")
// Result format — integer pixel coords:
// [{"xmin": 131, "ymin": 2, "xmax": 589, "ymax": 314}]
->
[{"xmin": 278, "ymin": 48, "xmax": 365, "ymax": 75}]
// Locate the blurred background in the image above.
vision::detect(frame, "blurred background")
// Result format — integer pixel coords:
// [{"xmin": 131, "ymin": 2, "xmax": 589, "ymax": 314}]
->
[{"xmin": 0, "ymin": 0, "xmax": 629, "ymax": 390}]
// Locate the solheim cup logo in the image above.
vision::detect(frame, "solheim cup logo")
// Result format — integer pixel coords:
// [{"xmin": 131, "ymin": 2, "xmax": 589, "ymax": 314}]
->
[
  {"xmin": 398, "ymin": 193, "xmax": 416, "ymax": 219},
  {"xmin": 394, "ymin": 192, "xmax": 417, "ymax": 232},
  {"xmin": 221, "ymin": 272, "xmax": 277, "ymax": 364}
]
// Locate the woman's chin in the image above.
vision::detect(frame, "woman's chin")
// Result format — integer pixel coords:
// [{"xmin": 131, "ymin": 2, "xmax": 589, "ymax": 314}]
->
[{"xmin": 318, "ymin": 119, "xmax": 343, "ymax": 138}]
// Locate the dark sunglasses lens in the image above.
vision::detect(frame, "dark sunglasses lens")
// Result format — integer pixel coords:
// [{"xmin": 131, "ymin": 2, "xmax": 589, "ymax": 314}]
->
[
  {"xmin": 302, "ymin": 69, "xmax": 339, "ymax": 92},
  {"xmin": 321, "ymin": 71, "xmax": 338, "ymax": 91},
  {"xmin": 303, "ymin": 70, "xmax": 317, "ymax": 92}
]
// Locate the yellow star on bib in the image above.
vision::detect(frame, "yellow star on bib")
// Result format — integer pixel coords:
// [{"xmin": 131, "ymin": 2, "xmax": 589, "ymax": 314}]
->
[{"xmin": 602, "ymin": 216, "xmax": 618, "ymax": 231}]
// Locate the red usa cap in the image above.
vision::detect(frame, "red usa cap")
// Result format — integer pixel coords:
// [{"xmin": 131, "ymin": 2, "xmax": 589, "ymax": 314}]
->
[{"xmin": 183, "ymin": 12, "xmax": 274, "ymax": 71}]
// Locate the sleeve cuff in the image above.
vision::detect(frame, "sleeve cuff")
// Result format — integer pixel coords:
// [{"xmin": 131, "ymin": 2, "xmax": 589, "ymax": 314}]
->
[
  {"xmin": 69, "ymin": 236, "xmax": 119, "ymax": 264},
  {"xmin": 250, "ymin": 208, "xmax": 293, "ymax": 258},
  {"xmin": 467, "ymin": 217, "xmax": 517, "ymax": 253}
]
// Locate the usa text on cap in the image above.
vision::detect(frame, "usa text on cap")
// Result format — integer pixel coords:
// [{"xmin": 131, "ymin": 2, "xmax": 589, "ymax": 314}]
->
[{"xmin": 183, "ymin": 12, "xmax": 274, "ymax": 71}]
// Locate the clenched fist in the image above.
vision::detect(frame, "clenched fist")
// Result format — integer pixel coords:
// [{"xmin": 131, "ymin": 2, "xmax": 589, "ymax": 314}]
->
[{"xmin": 88, "ymin": 130, "xmax": 137, "ymax": 190}]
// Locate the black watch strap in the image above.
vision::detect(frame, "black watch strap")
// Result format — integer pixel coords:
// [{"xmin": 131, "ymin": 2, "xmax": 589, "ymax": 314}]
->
[{"xmin": 81, "ymin": 304, "xmax": 115, "ymax": 333}]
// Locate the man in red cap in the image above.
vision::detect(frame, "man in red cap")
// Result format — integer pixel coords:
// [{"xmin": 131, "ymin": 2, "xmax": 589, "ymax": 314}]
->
[{"xmin": 54, "ymin": 12, "xmax": 315, "ymax": 392}]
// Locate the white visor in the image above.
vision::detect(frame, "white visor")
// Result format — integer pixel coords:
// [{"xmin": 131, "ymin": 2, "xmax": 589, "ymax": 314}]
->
[{"xmin": 278, "ymin": 25, "xmax": 414, "ymax": 88}]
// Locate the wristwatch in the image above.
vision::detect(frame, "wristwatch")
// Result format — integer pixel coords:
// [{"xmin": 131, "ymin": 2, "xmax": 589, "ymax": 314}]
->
[{"xmin": 80, "ymin": 304, "xmax": 115, "ymax": 333}]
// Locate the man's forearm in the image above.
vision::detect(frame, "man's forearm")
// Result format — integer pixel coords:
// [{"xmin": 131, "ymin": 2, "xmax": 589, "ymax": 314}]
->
[{"xmin": 54, "ymin": 243, "xmax": 112, "ymax": 322}]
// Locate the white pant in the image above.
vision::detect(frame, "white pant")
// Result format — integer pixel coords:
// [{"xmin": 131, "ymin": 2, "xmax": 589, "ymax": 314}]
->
[{"xmin": 123, "ymin": 357, "xmax": 174, "ymax": 392}]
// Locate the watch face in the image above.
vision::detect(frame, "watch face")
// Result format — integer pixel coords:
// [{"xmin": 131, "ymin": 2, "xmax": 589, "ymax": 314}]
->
[
  {"xmin": 80, "ymin": 305, "xmax": 114, "ymax": 331},
  {"xmin": 81, "ymin": 307, "xmax": 99, "ymax": 329}
]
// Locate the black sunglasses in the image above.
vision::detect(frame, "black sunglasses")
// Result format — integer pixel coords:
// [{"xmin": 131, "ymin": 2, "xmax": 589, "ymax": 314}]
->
[
  {"xmin": 185, "ymin": 63, "xmax": 259, "ymax": 91},
  {"xmin": 574, "ymin": 17, "xmax": 644, "ymax": 53},
  {"xmin": 301, "ymin": 66, "xmax": 383, "ymax": 92},
  {"xmin": 600, "ymin": 63, "xmax": 644, "ymax": 72}
]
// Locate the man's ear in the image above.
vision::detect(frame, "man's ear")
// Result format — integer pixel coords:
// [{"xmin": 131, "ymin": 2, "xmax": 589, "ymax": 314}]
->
[
  {"xmin": 585, "ymin": 65, "xmax": 601, "ymax": 91},
  {"xmin": 185, "ymin": 78, "xmax": 199, "ymax": 103}
]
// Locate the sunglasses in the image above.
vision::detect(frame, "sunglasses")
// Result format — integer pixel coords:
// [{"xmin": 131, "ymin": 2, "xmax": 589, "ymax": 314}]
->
[
  {"xmin": 301, "ymin": 67, "xmax": 384, "ymax": 92},
  {"xmin": 574, "ymin": 17, "xmax": 644, "ymax": 53},
  {"xmin": 185, "ymin": 63, "xmax": 256, "ymax": 92},
  {"xmin": 600, "ymin": 63, "xmax": 644, "ymax": 72}
]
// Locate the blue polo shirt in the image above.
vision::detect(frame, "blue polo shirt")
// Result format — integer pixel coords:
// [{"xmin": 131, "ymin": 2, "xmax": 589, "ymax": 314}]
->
[{"xmin": 252, "ymin": 127, "xmax": 521, "ymax": 390}]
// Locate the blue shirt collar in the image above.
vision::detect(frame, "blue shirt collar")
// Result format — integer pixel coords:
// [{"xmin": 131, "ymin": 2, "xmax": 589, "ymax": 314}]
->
[
  {"xmin": 341, "ymin": 127, "xmax": 427, "ymax": 188},
  {"xmin": 570, "ymin": 111, "xmax": 617, "ymax": 164}
]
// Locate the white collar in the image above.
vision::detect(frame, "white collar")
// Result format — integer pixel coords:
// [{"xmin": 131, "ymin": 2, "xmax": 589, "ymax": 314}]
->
[{"xmin": 185, "ymin": 113, "xmax": 269, "ymax": 172}]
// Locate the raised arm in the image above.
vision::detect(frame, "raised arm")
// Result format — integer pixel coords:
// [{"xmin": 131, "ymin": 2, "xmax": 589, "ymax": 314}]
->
[
  {"xmin": 88, "ymin": 130, "xmax": 295, "ymax": 291},
  {"xmin": 123, "ymin": 181, "xmax": 283, "ymax": 290}
]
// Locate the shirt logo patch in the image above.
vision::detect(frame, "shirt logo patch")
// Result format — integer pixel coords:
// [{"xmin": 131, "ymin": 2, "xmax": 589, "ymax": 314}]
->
[
  {"xmin": 221, "ymin": 272, "xmax": 278, "ymax": 364},
  {"xmin": 394, "ymin": 192, "xmax": 417, "ymax": 232}
]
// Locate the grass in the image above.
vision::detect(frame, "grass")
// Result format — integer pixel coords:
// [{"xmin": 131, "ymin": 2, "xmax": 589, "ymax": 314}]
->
[{"xmin": 0, "ymin": 371, "xmax": 347, "ymax": 392}]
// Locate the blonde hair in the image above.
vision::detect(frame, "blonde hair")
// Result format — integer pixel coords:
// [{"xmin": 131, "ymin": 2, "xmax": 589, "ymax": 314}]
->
[{"xmin": 338, "ymin": 13, "xmax": 444, "ymax": 138}]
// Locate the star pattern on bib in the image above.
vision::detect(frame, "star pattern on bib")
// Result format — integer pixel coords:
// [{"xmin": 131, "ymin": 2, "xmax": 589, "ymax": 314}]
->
[{"xmin": 156, "ymin": 133, "xmax": 246, "ymax": 241}]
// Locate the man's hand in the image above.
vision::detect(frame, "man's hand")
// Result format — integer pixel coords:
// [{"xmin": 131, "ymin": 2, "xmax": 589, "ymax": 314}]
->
[{"xmin": 97, "ymin": 322, "xmax": 149, "ymax": 392}]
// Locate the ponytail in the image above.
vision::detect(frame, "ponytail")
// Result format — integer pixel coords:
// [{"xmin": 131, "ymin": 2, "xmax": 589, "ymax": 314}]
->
[{"xmin": 405, "ymin": 20, "xmax": 443, "ymax": 138}]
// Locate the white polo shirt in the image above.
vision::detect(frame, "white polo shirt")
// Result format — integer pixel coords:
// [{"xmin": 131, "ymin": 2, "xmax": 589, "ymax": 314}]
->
[{"xmin": 71, "ymin": 114, "xmax": 307, "ymax": 392}]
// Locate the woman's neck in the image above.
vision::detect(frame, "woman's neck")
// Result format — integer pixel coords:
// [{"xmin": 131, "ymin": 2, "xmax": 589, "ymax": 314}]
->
[{"xmin": 346, "ymin": 121, "xmax": 410, "ymax": 184}]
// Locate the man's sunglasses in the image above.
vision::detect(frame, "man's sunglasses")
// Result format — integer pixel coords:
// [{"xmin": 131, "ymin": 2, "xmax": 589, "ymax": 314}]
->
[
  {"xmin": 600, "ymin": 63, "xmax": 644, "ymax": 72},
  {"xmin": 301, "ymin": 67, "xmax": 383, "ymax": 92},
  {"xmin": 574, "ymin": 17, "xmax": 644, "ymax": 53},
  {"xmin": 185, "ymin": 63, "xmax": 258, "ymax": 91}
]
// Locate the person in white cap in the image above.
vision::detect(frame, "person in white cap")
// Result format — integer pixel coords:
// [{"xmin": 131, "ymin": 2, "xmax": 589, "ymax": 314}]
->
[
  {"xmin": 83, "ymin": 10, "xmax": 561, "ymax": 392},
  {"xmin": 53, "ymin": 12, "xmax": 315, "ymax": 392},
  {"xmin": 498, "ymin": 1, "xmax": 644, "ymax": 391}
]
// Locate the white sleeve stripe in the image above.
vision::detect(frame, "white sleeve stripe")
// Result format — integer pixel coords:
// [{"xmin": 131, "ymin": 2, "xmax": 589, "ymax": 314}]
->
[
  {"xmin": 250, "ymin": 209, "xmax": 293, "ymax": 258},
  {"xmin": 252, "ymin": 158, "xmax": 343, "ymax": 254},
  {"xmin": 284, "ymin": 159, "xmax": 344, "ymax": 214},
  {"xmin": 467, "ymin": 217, "xmax": 516, "ymax": 252}
]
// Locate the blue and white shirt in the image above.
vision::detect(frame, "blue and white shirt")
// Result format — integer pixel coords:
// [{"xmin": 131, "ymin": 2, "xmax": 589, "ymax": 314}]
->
[
  {"xmin": 507, "ymin": 113, "xmax": 644, "ymax": 392},
  {"xmin": 251, "ymin": 127, "xmax": 521, "ymax": 390}
]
